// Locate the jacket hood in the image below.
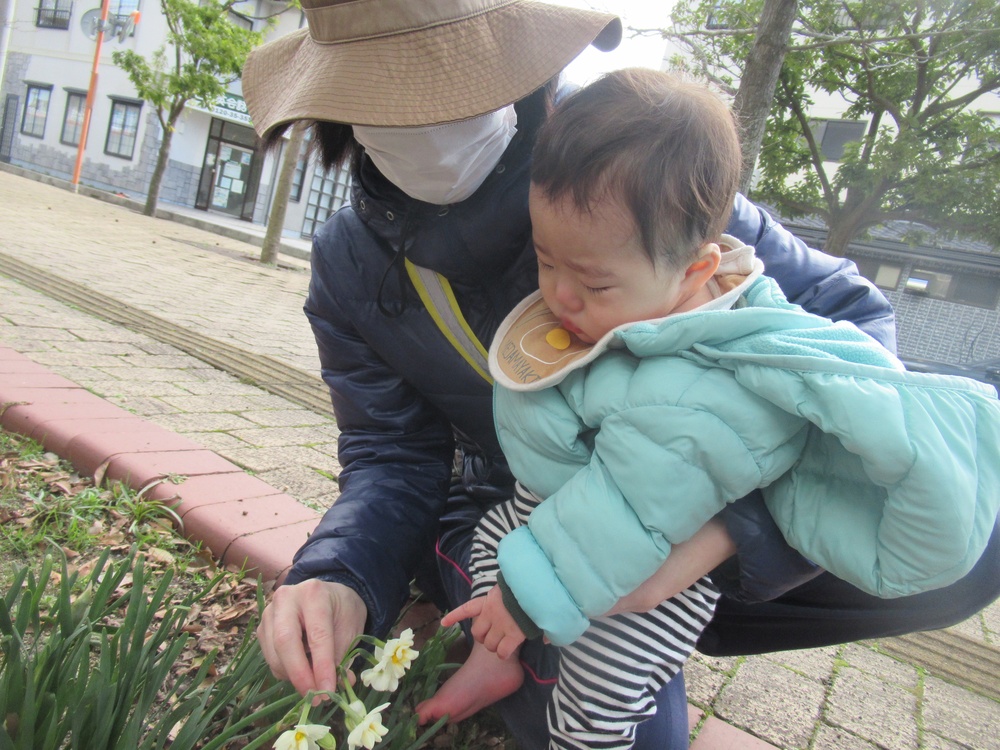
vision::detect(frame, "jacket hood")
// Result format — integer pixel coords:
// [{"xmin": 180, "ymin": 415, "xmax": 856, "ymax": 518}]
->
[{"xmin": 489, "ymin": 236, "xmax": 765, "ymax": 391}]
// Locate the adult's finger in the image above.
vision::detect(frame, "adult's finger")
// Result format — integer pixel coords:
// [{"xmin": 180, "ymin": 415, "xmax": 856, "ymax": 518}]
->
[
  {"xmin": 262, "ymin": 583, "xmax": 322, "ymax": 696},
  {"xmin": 306, "ymin": 582, "xmax": 367, "ymax": 696},
  {"xmin": 256, "ymin": 603, "xmax": 290, "ymax": 681},
  {"xmin": 258, "ymin": 580, "xmax": 367, "ymax": 698}
]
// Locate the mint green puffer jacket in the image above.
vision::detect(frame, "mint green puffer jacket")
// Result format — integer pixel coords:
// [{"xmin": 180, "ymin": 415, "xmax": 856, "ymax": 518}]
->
[{"xmin": 494, "ymin": 276, "xmax": 1000, "ymax": 647}]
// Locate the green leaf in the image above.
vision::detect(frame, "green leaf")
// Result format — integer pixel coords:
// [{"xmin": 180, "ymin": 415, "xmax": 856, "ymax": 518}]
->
[{"xmin": 669, "ymin": 0, "xmax": 1000, "ymax": 252}]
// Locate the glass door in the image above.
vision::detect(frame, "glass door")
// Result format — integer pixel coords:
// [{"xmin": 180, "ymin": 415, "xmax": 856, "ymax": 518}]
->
[
  {"xmin": 195, "ymin": 118, "xmax": 262, "ymax": 220},
  {"xmin": 208, "ymin": 143, "xmax": 254, "ymax": 217}
]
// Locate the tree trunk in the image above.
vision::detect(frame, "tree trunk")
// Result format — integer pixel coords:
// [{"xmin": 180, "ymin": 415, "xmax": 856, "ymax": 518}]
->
[
  {"xmin": 823, "ymin": 186, "xmax": 885, "ymax": 256},
  {"xmin": 732, "ymin": 0, "xmax": 798, "ymax": 195},
  {"xmin": 143, "ymin": 120, "xmax": 174, "ymax": 217},
  {"xmin": 260, "ymin": 122, "xmax": 306, "ymax": 265},
  {"xmin": 823, "ymin": 215, "xmax": 861, "ymax": 257}
]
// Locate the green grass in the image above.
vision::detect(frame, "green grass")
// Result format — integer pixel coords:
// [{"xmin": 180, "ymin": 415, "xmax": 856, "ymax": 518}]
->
[{"xmin": 0, "ymin": 431, "xmax": 200, "ymax": 604}]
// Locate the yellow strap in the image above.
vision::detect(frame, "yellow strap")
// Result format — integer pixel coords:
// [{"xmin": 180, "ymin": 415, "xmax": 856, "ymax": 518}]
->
[{"xmin": 405, "ymin": 260, "xmax": 494, "ymax": 385}]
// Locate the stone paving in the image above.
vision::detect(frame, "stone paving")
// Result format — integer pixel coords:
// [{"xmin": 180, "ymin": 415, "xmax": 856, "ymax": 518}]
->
[{"xmin": 2, "ymin": 167, "xmax": 999, "ymax": 749}]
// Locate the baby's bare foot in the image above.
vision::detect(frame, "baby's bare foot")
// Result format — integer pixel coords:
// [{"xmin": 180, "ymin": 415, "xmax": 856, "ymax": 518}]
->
[{"xmin": 416, "ymin": 644, "xmax": 524, "ymax": 725}]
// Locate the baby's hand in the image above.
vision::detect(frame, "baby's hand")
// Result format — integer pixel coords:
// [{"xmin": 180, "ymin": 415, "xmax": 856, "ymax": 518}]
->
[
  {"xmin": 473, "ymin": 585, "xmax": 526, "ymax": 659},
  {"xmin": 443, "ymin": 587, "xmax": 526, "ymax": 660},
  {"xmin": 440, "ymin": 597, "xmax": 485, "ymax": 627}
]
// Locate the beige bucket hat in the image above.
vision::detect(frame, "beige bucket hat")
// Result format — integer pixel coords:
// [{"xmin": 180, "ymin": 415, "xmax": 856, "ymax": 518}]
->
[{"xmin": 242, "ymin": 0, "xmax": 622, "ymax": 139}]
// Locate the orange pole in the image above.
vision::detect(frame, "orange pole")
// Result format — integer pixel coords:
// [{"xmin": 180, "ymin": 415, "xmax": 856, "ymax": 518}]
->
[{"xmin": 71, "ymin": 0, "xmax": 112, "ymax": 190}]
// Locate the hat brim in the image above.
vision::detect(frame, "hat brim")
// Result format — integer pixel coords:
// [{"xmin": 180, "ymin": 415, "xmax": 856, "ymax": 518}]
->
[{"xmin": 243, "ymin": 2, "xmax": 622, "ymax": 139}]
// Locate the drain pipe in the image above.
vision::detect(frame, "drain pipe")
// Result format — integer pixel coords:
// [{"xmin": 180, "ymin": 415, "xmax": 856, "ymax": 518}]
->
[{"xmin": 0, "ymin": 0, "xmax": 15, "ymax": 93}]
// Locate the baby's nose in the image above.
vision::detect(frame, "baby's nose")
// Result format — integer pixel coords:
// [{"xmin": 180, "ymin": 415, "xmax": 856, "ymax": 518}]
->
[{"xmin": 554, "ymin": 280, "xmax": 583, "ymax": 312}]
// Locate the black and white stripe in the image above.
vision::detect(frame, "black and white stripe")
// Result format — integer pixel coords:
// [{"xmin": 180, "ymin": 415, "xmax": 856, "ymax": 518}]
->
[
  {"xmin": 548, "ymin": 581, "xmax": 718, "ymax": 749},
  {"xmin": 468, "ymin": 483, "xmax": 537, "ymax": 598},
  {"xmin": 470, "ymin": 483, "xmax": 719, "ymax": 749}
]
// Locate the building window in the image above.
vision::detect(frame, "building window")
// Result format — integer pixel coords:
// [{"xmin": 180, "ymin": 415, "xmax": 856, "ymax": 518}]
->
[
  {"xmin": 301, "ymin": 162, "xmax": 352, "ymax": 239},
  {"xmin": 105, "ymin": 98, "xmax": 142, "ymax": 159},
  {"xmin": 850, "ymin": 256, "xmax": 903, "ymax": 291},
  {"xmin": 813, "ymin": 119, "xmax": 867, "ymax": 161},
  {"xmin": 21, "ymin": 84, "xmax": 52, "ymax": 138},
  {"xmin": 60, "ymin": 90, "xmax": 86, "ymax": 146},
  {"xmin": 110, "ymin": 0, "xmax": 140, "ymax": 36},
  {"xmin": 35, "ymin": 0, "xmax": 73, "ymax": 29},
  {"xmin": 951, "ymin": 274, "xmax": 1000, "ymax": 309},
  {"xmin": 290, "ymin": 130, "xmax": 313, "ymax": 203},
  {"xmin": 905, "ymin": 268, "xmax": 1000, "ymax": 310}
]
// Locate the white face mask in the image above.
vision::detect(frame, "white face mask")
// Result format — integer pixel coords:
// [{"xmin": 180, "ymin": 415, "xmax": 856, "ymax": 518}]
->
[{"xmin": 354, "ymin": 105, "xmax": 518, "ymax": 205}]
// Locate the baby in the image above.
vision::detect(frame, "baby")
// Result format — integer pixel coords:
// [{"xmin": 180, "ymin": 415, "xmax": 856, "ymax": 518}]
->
[{"xmin": 418, "ymin": 68, "xmax": 1000, "ymax": 750}]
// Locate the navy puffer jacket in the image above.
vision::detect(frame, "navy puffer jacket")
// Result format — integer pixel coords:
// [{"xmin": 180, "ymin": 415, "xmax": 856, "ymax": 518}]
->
[{"xmin": 290, "ymin": 128, "xmax": 897, "ymax": 637}]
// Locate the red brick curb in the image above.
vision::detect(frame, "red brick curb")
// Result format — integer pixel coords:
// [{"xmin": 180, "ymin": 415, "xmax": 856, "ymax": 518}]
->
[{"xmin": 0, "ymin": 345, "xmax": 317, "ymax": 583}]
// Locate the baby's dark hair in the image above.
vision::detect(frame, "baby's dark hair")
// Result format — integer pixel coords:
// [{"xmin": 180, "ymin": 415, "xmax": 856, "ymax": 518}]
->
[{"xmin": 531, "ymin": 68, "xmax": 741, "ymax": 269}]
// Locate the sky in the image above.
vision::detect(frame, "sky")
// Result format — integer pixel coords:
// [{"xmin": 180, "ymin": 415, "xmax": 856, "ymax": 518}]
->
[{"xmin": 553, "ymin": 0, "xmax": 675, "ymax": 86}]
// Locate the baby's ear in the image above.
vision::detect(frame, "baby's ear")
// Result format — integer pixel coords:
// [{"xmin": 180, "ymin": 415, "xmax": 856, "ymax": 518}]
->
[{"xmin": 684, "ymin": 243, "xmax": 722, "ymax": 282}]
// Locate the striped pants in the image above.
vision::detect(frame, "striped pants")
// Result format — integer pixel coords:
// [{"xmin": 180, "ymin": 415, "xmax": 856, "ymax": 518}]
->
[{"xmin": 470, "ymin": 484, "xmax": 719, "ymax": 750}]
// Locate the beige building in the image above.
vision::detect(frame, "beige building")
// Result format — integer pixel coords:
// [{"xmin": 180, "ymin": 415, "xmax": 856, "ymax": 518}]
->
[{"xmin": 0, "ymin": 0, "xmax": 350, "ymax": 239}]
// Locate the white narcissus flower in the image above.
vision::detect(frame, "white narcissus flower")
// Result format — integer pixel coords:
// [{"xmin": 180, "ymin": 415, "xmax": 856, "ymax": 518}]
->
[
  {"xmin": 346, "ymin": 702, "xmax": 391, "ymax": 750},
  {"xmin": 273, "ymin": 723, "xmax": 334, "ymax": 750},
  {"xmin": 384, "ymin": 628, "xmax": 419, "ymax": 673},
  {"xmin": 359, "ymin": 660, "xmax": 399, "ymax": 693},
  {"xmin": 360, "ymin": 628, "xmax": 420, "ymax": 692}
]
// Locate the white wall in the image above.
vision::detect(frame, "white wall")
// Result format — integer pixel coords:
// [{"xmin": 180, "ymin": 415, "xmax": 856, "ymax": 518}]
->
[
  {"xmin": 3, "ymin": 0, "xmax": 167, "ymax": 170},
  {"xmin": 1, "ymin": 0, "xmax": 303, "ymax": 183}
]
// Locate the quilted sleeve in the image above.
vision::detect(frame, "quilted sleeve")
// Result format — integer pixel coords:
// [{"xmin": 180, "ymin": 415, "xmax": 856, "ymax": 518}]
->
[
  {"xmin": 496, "ymin": 367, "xmax": 807, "ymax": 645},
  {"xmin": 759, "ymin": 369, "xmax": 1000, "ymax": 598}
]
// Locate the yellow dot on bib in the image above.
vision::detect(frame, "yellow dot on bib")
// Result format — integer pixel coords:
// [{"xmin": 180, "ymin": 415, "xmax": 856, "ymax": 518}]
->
[{"xmin": 546, "ymin": 328, "xmax": 571, "ymax": 350}]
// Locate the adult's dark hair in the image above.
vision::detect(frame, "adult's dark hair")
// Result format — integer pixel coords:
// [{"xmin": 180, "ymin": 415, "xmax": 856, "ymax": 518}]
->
[
  {"xmin": 531, "ymin": 68, "xmax": 741, "ymax": 269},
  {"xmin": 262, "ymin": 78, "xmax": 558, "ymax": 177}
]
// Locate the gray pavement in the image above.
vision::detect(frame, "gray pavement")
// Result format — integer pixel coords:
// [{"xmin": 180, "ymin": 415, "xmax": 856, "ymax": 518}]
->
[{"xmin": 1, "ymin": 166, "xmax": 998, "ymax": 749}]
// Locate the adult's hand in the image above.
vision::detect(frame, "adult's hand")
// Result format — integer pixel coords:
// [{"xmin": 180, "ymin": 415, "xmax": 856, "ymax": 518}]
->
[{"xmin": 257, "ymin": 579, "xmax": 368, "ymax": 698}]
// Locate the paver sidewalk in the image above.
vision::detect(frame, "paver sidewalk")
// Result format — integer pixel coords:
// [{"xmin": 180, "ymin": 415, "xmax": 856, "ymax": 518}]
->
[{"xmin": 2, "ymin": 167, "xmax": 998, "ymax": 749}]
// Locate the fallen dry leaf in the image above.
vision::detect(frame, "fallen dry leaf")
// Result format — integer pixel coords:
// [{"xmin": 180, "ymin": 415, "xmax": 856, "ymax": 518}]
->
[
  {"xmin": 92, "ymin": 459, "xmax": 110, "ymax": 486},
  {"xmin": 144, "ymin": 548, "xmax": 176, "ymax": 566},
  {"xmin": 215, "ymin": 602, "xmax": 256, "ymax": 626}
]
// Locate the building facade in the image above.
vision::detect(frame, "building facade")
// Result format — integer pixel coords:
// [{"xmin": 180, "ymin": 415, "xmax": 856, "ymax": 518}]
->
[
  {"xmin": 2, "ymin": 0, "xmax": 998, "ymax": 369},
  {"xmin": 771, "ymin": 95, "xmax": 1000, "ymax": 371},
  {"xmin": 0, "ymin": 0, "xmax": 350, "ymax": 239},
  {"xmin": 784, "ymin": 221, "xmax": 1000, "ymax": 370}
]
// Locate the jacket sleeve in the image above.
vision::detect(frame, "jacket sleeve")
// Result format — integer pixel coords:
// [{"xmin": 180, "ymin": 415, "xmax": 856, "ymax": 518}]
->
[
  {"xmin": 720, "ymin": 194, "xmax": 896, "ymax": 601},
  {"xmin": 287, "ymin": 225, "xmax": 455, "ymax": 638},
  {"xmin": 755, "ymin": 367, "xmax": 1000, "ymax": 598},
  {"xmin": 495, "ymin": 370, "xmax": 807, "ymax": 645}
]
